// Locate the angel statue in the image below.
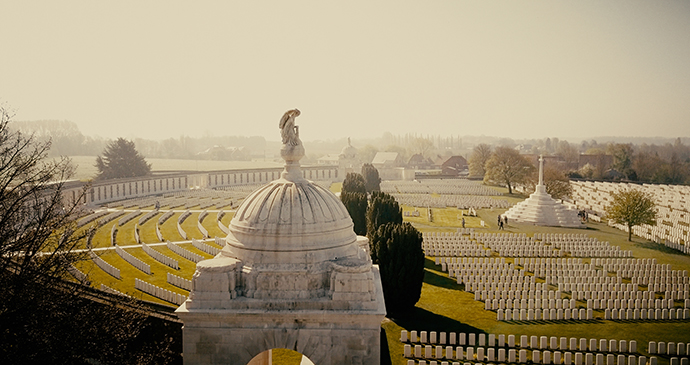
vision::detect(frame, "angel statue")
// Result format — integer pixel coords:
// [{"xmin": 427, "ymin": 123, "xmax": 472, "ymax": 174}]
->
[{"xmin": 279, "ymin": 109, "xmax": 301, "ymax": 146}]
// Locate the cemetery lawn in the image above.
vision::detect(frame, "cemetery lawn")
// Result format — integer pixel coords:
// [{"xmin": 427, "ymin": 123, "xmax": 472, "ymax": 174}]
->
[
  {"xmin": 385, "ymin": 209, "xmax": 690, "ymax": 365},
  {"xmin": 71, "ymin": 183, "xmax": 689, "ymax": 364}
]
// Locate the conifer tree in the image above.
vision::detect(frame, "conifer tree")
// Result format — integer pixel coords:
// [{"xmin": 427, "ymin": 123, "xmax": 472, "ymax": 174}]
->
[
  {"xmin": 340, "ymin": 172, "xmax": 368, "ymax": 235},
  {"xmin": 340, "ymin": 191, "xmax": 367, "ymax": 235},
  {"xmin": 341, "ymin": 172, "xmax": 366, "ymax": 194},
  {"xmin": 95, "ymin": 137, "xmax": 151, "ymax": 180},
  {"xmin": 366, "ymin": 191, "xmax": 403, "ymax": 260},
  {"xmin": 370, "ymin": 222, "xmax": 425, "ymax": 315},
  {"xmin": 361, "ymin": 163, "xmax": 381, "ymax": 193}
]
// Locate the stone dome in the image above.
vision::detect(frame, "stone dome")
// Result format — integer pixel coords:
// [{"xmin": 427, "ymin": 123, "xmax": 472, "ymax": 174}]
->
[
  {"xmin": 340, "ymin": 137, "xmax": 357, "ymax": 159},
  {"xmin": 221, "ymin": 132, "xmax": 360, "ymax": 265},
  {"xmin": 222, "ymin": 176, "xmax": 359, "ymax": 264}
]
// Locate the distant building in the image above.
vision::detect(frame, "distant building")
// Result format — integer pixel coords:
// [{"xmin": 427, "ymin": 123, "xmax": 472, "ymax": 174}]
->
[
  {"xmin": 371, "ymin": 152, "xmax": 404, "ymax": 169},
  {"xmin": 196, "ymin": 145, "xmax": 249, "ymax": 161},
  {"xmin": 440, "ymin": 155, "xmax": 469, "ymax": 176},
  {"xmin": 407, "ymin": 153, "xmax": 434, "ymax": 170},
  {"xmin": 371, "ymin": 152, "xmax": 410, "ymax": 180},
  {"xmin": 317, "ymin": 154, "xmax": 340, "ymax": 165},
  {"xmin": 316, "ymin": 138, "xmax": 361, "ymax": 181}
]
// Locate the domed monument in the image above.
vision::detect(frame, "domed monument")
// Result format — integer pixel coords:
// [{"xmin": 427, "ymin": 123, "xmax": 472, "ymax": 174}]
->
[
  {"xmin": 176, "ymin": 110, "xmax": 386, "ymax": 364},
  {"xmin": 338, "ymin": 137, "xmax": 360, "ymax": 179}
]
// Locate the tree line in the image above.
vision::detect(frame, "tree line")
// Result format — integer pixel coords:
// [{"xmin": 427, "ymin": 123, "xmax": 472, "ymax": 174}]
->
[
  {"xmin": 9, "ymin": 120, "xmax": 265, "ymax": 160},
  {"xmin": 468, "ymin": 139, "xmax": 690, "ymax": 201}
]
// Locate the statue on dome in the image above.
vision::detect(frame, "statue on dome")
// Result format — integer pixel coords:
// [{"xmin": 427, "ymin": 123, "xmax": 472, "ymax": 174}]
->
[{"xmin": 279, "ymin": 109, "xmax": 301, "ymax": 146}]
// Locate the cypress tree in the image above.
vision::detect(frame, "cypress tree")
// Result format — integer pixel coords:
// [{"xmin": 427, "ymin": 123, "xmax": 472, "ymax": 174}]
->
[
  {"xmin": 342, "ymin": 172, "xmax": 366, "ymax": 194},
  {"xmin": 340, "ymin": 191, "xmax": 368, "ymax": 235},
  {"xmin": 361, "ymin": 163, "xmax": 381, "ymax": 193},
  {"xmin": 370, "ymin": 222, "xmax": 425, "ymax": 315},
  {"xmin": 366, "ymin": 191, "xmax": 402, "ymax": 242}
]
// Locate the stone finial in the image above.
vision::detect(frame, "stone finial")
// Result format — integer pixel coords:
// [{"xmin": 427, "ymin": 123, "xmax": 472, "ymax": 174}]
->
[{"xmin": 279, "ymin": 109, "xmax": 305, "ymax": 180}]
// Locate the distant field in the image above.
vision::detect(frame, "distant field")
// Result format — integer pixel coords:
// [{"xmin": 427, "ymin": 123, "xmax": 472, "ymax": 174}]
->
[{"xmin": 65, "ymin": 155, "xmax": 283, "ymax": 181}]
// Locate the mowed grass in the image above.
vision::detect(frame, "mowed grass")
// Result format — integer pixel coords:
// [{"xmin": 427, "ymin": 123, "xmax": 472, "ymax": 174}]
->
[
  {"xmin": 383, "ymin": 207, "xmax": 690, "ymax": 365},
  {"xmin": 74, "ymin": 207, "xmax": 235, "ymax": 306},
  {"xmin": 73, "ymin": 183, "xmax": 690, "ymax": 365}
]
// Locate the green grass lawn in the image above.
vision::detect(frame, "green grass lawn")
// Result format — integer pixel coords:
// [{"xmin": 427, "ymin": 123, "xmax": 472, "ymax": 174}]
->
[
  {"xmin": 74, "ymin": 185, "xmax": 690, "ymax": 365},
  {"xmin": 382, "ymin": 211, "xmax": 690, "ymax": 365}
]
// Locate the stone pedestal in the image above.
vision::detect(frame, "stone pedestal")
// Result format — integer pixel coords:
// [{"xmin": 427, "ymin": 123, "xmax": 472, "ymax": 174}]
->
[{"xmin": 503, "ymin": 155, "xmax": 584, "ymax": 228}]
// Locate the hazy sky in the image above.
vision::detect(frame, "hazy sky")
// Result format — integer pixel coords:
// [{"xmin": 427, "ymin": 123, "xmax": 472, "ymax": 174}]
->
[{"xmin": 2, "ymin": 1, "xmax": 689, "ymax": 142}]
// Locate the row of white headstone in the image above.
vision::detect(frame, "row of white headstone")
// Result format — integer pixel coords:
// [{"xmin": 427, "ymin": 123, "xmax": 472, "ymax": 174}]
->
[
  {"xmin": 77, "ymin": 210, "xmax": 109, "ymax": 228},
  {"xmin": 89, "ymin": 250, "xmax": 120, "ymax": 279},
  {"xmin": 97, "ymin": 211, "xmax": 126, "ymax": 227},
  {"xmin": 158, "ymin": 210, "xmax": 175, "ymax": 225},
  {"xmin": 141, "ymin": 242, "xmax": 179, "ymax": 269},
  {"xmin": 118, "ymin": 210, "xmax": 141, "ymax": 226},
  {"xmin": 110, "ymin": 225, "xmax": 117, "ymax": 246},
  {"xmin": 137, "ymin": 208, "xmax": 159, "ymax": 226},
  {"xmin": 571, "ymin": 181, "xmax": 689, "ymax": 249},
  {"xmin": 166, "ymin": 272, "xmax": 191, "ymax": 291},
  {"xmin": 68, "ymin": 264, "xmax": 89, "ymax": 284},
  {"xmin": 197, "ymin": 210, "xmax": 209, "ymax": 238},
  {"xmin": 401, "ymin": 330, "xmax": 641, "ymax": 353},
  {"xmin": 391, "ymin": 193, "xmax": 510, "ymax": 209},
  {"xmin": 497, "ymin": 306, "xmax": 690, "ymax": 321},
  {"xmin": 382, "ymin": 180, "xmax": 503, "ymax": 196},
  {"xmin": 648, "ymin": 341, "xmax": 690, "ymax": 356},
  {"xmin": 99, "ymin": 284, "xmax": 130, "ymax": 298},
  {"xmin": 134, "ymin": 278, "xmax": 187, "ymax": 305},
  {"xmin": 114, "ymin": 244, "xmax": 151, "ymax": 274},
  {"xmin": 403, "ymin": 346, "xmax": 669, "ymax": 365},
  {"xmin": 191, "ymin": 238, "xmax": 220, "ymax": 256},
  {"xmin": 166, "ymin": 241, "xmax": 204, "ymax": 263},
  {"xmin": 176, "ymin": 209, "xmax": 192, "ymax": 240}
]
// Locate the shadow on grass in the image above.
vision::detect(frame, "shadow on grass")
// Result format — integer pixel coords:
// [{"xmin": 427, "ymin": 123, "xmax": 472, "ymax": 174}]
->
[
  {"xmin": 635, "ymin": 240, "xmax": 685, "ymax": 255},
  {"xmin": 389, "ymin": 306, "xmax": 484, "ymax": 335},
  {"xmin": 424, "ymin": 258, "xmax": 464, "ymax": 291}
]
